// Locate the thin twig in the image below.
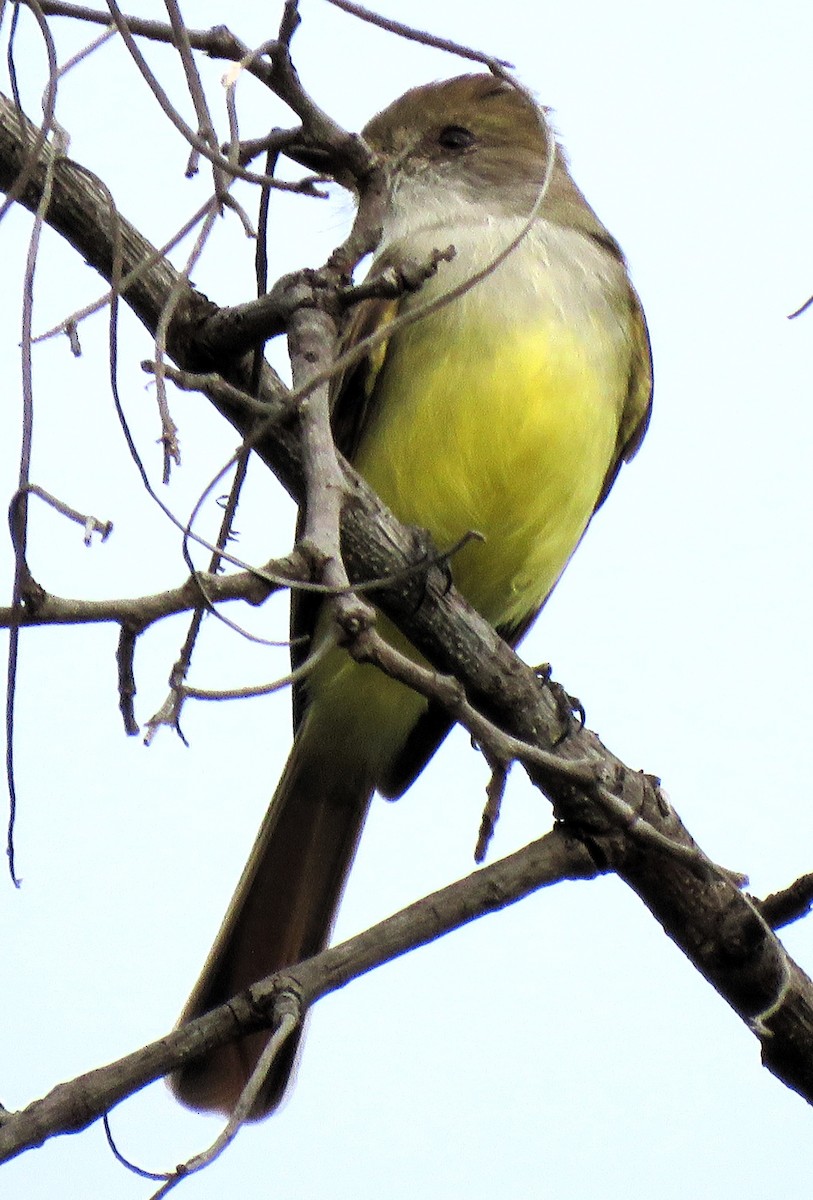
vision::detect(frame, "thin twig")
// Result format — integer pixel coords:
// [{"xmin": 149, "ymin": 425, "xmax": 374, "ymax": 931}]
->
[
  {"xmin": 323, "ymin": 0, "xmax": 513, "ymax": 70},
  {"xmin": 162, "ymin": 0, "xmax": 226, "ymax": 199},
  {"xmin": 0, "ymin": 558, "xmax": 295, "ymax": 632},
  {"xmin": 179, "ymin": 630, "xmax": 334, "ymax": 704},
  {"xmin": 788, "ymin": 294, "xmax": 813, "ymax": 319},
  {"xmin": 5, "ymin": 100, "xmax": 60, "ymax": 886},
  {"xmin": 143, "ymin": 443, "xmax": 252, "ymax": 743},
  {"xmin": 103, "ymin": 1113, "xmax": 168, "ymax": 1182},
  {"xmin": 35, "ymin": 1, "xmax": 279, "ymax": 89},
  {"xmin": 475, "ymin": 757, "xmax": 509, "ymax": 863},
  {"xmin": 101, "ymin": 0, "xmax": 320, "ymax": 192},
  {"xmin": 758, "ymin": 873, "xmax": 813, "ymax": 930},
  {"xmin": 13, "ymin": 483, "xmax": 112, "ymax": 544},
  {"xmin": 0, "ymin": 830, "xmax": 597, "ymax": 1164},
  {"xmin": 55, "ymin": 21, "xmax": 116, "ymax": 75},
  {"xmin": 0, "ymin": 0, "xmax": 58, "ymax": 224},
  {"xmin": 152, "ymin": 203, "xmax": 220, "ymax": 481},
  {"xmin": 148, "ymin": 1005, "xmax": 300, "ymax": 1196},
  {"xmin": 116, "ymin": 623, "xmax": 139, "ymax": 735},
  {"xmin": 33, "ymin": 199, "xmax": 218, "ymax": 346}
]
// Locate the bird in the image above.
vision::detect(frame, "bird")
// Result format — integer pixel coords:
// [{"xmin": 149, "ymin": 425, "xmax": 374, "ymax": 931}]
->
[{"xmin": 171, "ymin": 72, "xmax": 652, "ymax": 1118}]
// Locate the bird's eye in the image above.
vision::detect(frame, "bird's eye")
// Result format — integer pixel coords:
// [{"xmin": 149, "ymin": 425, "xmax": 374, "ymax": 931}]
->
[{"xmin": 437, "ymin": 125, "xmax": 476, "ymax": 151}]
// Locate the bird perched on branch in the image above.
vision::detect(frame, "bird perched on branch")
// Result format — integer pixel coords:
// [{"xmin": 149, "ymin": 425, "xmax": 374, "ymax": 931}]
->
[{"xmin": 172, "ymin": 72, "xmax": 652, "ymax": 1118}]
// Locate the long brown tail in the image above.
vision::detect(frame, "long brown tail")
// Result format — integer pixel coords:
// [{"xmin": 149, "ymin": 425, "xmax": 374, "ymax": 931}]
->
[{"xmin": 171, "ymin": 727, "xmax": 373, "ymax": 1117}]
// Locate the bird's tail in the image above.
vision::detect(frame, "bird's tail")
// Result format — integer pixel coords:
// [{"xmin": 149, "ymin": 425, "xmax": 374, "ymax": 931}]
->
[{"xmin": 170, "ymin": 724, "xmax": 373, "ymax": 1117}]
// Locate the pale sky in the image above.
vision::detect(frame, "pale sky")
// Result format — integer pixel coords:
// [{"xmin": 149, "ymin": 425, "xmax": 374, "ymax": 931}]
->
[{"xmin": 2, "ymin": 1, "xmax": 813, "ymax": 1197}]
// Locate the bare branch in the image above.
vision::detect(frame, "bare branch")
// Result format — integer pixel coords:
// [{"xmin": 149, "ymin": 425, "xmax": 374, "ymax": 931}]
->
[
  {"xmin": 143, "ymin": 440, "xmax": 257, "ymax": 742},
  {"xmin": 99, "ymin": 0, "xmax": 313, "ymax": 192},
  {"xmin": 0, "ymin": 557, "xmax": 295, "ymax": 630},
  {"xmin": 0, "ymin": 0, "xmax": 58, "ymax": 223},
  {"xmin": 142, "ymin": 362, "xmax": 284, "ymax": 416},
  {"xmin": 0, "ymin": 828, "xmax": 598, "ymax": 1163},
  {"xmin": 290, "ymin": 304, "xmax": 347, "ymax": 576},
  {"xmin": 323, "ymin": 0, "xmax": 513, "ymax": 70},
  {"xmin": 475, "ymin": 757, "xmax": 508, "ymax": 863},
  {"xmin": 758, "ymin": 874, "xmax": 813, "ymax": 930},
  {"xmin": 102, "ymin": 1114, "xmax": 168, "ymax": 1182},
  {"xmin": 161, "ymin": 0, "xmax": 226, "ymax": 196},
  {"xmin": 150, "ymin": 202, "xmax": 219, "ymax": 481},
  {"xmin": 33, "ymin": 1, "xmax": 278, "ymax": 90},
  {"xmin": 33, "ymin": 199, "xmax": 217, "ymax": 347},
  {"xmin": 14, "ymin": 483, "xmax": 112, "ymax": 544},
  {"xmin": 5, "ymin": 78, "xmax": 62, "ymax": 886},
  {"xmin": 149, "ymin": 1005, "xmax": 301, "ymax": 1196},
  {"xmin": 116, "ymin": 622, "xmax": 139, "ymax": 736},
  {"xmin": 197, "ymin": 250, "xmax": 455, "ymax": 361},
  {"xmin": 788, "ymin": 293, "xmax": 813, "ymax": 319},
  {"xmin": 179, "ymin": 634, "xmax": 333, "ymax": 703}
]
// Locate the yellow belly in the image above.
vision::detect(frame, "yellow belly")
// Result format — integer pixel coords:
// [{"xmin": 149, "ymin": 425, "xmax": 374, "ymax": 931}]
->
[
  {"xmin": 356, "ymin": 319, "xmax": 620, "ymax": 627},
  {"xmin": 305, "ymin": 313, "xmax": 623, "ymax": 783}
]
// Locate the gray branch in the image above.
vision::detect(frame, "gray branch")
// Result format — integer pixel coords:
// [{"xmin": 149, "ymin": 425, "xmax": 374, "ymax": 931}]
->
[{"xmin": 0, "ymin": 829, "xmax": 598, "ymax": 1162}]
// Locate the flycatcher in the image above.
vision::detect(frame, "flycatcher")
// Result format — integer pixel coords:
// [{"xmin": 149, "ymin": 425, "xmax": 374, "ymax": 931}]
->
[{"xmin": 172, "ymin": 73, "xmax": 652, "ymax": 1117}]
